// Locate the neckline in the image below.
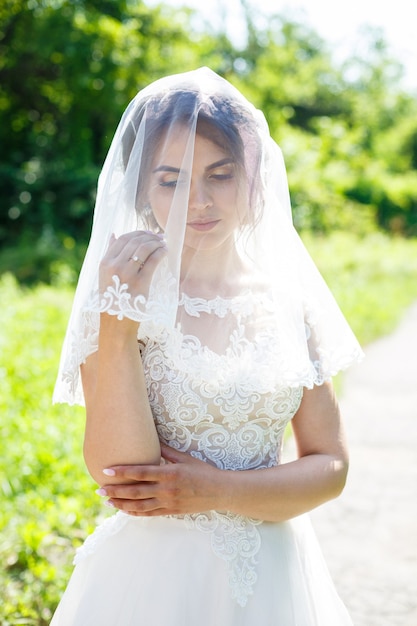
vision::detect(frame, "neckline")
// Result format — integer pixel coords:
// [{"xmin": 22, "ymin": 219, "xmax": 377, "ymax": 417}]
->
[
  {"xmin": 177, "ymin": 290, "xmax": 274, "ymax": 318},
  {"xmin": 179, "ymin": 291, "xmax": 252, "ymax": 303}
]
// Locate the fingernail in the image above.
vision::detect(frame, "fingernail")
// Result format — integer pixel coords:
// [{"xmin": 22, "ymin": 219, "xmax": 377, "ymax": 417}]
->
[
  {"xmin": 104, "ymin": 500, "xmax": 115, "ymax": 508},
  {"xmin": 95, "ymin": 488, "xmax": 107, "ymax": 496},
  {"xmin": 103, "ymin": 468, "xmax": 116, "ymax": 476}
]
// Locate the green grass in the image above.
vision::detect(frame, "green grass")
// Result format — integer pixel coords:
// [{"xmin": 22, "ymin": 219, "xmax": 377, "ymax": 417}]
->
[
  {"xmin": 302, "ymin": 231, "xmax": 417, "ymax": 345},
  {"xmin": 1, "ymin": 232, "xmax": 417, "ymax": 623},
  {"xmin": 0, "ymin": 276, "xmax": 110, "ymax": 625}
]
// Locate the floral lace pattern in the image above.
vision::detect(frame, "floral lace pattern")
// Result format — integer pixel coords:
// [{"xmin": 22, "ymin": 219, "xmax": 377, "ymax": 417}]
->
[
  {"xmin": 183, "ymin": 511, "xmax": 262, "ymax": 607},
  {"xmin": 71, "ymin": 292, "xmax": 304, "ymax": 605},
  {"xmin": 84, "ymin": 262, "xmax": 178, "ymax": 325},
  {"xmin": 56, "ymin": 271, "xmax": 363, "ymax": 406},
  {"xmin": 140, "ymin": 293, "xmax": 303, "ymax": 604}
]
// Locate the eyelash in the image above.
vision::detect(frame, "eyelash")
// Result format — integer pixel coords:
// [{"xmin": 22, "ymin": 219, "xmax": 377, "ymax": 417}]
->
[
  {"xmin": 158, "ymin": 172, "xmax": 234, "ymax": 188},
  {"xmin": 209, "ymin": 173, "xmax": 234, "ymax": 181},
  {"xmin": 159, "ymin": 180, "xmax": 178, "ymax": 188}
]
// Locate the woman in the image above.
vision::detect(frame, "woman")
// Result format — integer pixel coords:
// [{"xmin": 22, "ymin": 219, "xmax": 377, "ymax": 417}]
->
[{"xmin": 52, "ymin": 67, "xmax": 363, "ymax": 624}]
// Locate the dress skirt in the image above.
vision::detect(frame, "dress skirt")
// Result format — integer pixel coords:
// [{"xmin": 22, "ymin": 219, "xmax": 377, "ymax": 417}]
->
[{"xmin": 51, "ymin": 511, "xmax": 352, "ymax": 625}]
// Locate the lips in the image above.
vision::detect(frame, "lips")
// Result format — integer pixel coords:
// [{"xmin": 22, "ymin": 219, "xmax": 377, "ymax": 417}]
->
[{"xmin": 187, "ymin": 219, "xmax": 220, "ymax": 231}]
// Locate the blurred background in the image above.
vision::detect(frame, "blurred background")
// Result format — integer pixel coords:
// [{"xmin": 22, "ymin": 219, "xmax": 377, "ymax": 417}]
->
[
  {"xmin": 1, "ymin": 1, "xmax": 417, "ymax": 623},
  {"xmin": 2, "ymin": 0, "xmax": 417, "ymax": 281}
]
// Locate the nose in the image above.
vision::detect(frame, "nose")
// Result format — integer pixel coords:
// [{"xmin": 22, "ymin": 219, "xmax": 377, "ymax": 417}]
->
[{"xmin": 188, "ymin": 179, "xmax": 212, "ymax": 211}]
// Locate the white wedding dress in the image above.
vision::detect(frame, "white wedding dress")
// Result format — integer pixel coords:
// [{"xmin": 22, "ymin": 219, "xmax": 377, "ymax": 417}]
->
[{"xmin": 51, "ymin": 292, "xmax": 353, "ymax": 625}]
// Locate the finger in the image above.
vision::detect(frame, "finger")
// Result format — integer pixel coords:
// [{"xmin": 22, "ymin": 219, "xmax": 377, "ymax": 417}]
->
[
  {"xmin": 127, "ymin": 236, "xmax": 166, "ymax": 263},
  {"xmin": 104, "ymin": 231, "xmax": 142, "ymax": 259},
  {"xmin": 126, "ymin": 507, "xmax": 169, "ymax": 517},
  {"xmin": 104, "ymin": 231, "xmax": 164, "ymax": 262},
  {"xmin": 99, "ymin": 235, "xmax": 166, "ymax": 288},
  {"xmin": 97, "ymin": 482, "xmax": 158, "ymax": 500},
  {"xmin": 160, "ymin": 444, "xmax": 187, "ymax": 463},
  {"xmin": 102, "ymin": 464, "xmax": 167, "ymax": 482},
  {"xmin": 108, "ymin": 497, "xmax": 162, "ymax": 514},
  {"xmin": 161, "ymin": 444, "xmax": 202, "ymax": 465},
  {"xmin": 116, "ymin": 236, "xmax": 165, "ymax": 267},
  {"xmin": 133, "ymin": 242, "xmax": 167, "ymax": 277}
]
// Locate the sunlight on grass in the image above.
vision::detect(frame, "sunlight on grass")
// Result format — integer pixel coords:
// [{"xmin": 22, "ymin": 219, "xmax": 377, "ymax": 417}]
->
[{"xmin": 302, "ymin": 232, "xmax": 417, "ymax": 345}]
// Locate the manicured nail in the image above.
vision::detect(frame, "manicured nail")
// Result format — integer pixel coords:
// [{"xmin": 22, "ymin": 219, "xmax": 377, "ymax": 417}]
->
[
  {"xmin": 103, "ymin": 468, "xmax": 116, "ymax": 476},
  {"xmin": 104, "ymin": 500, "xmax": 115, "ymax": 508},
  {"xmin": 95, "ymin": 488, "xmax": 107, "ymax": 496}
]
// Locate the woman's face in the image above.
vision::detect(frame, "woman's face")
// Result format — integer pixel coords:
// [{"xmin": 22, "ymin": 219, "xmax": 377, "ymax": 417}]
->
[{"xmin": 147, "ymin": 125, "xmax": 248, "ymax": 250}]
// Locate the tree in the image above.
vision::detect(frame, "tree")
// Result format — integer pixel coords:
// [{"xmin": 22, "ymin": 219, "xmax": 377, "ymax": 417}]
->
[
  {"xmin": 0, "ymin": 0, "xmax": 208, "ymax": 280},
  {"xmin": 1, "ymin": 1, "xmax": 416, "ymax": 282}
]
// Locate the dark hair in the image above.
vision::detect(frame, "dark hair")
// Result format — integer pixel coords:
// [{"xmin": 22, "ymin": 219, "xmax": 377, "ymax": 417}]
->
[{"xmin": 121, "ymin": 88, "xmax": 262, "ymax": 229}]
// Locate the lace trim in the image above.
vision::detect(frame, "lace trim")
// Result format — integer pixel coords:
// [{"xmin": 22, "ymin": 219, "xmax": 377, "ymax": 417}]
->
[
  {"xmin": 73, "ymin": 510, "xmax": 261, "ymax": 608},
  {"xmin": 178, "ymin": 291, "xmax": 270, "ymax": 318},
  {"xmin": 184, "ymin": 511, "xmax": 262, "ymax": 607},
  {"xmin": 55, "ymin": 272, "xmax": 363, "ymax": 405},
  {"xmin": 82, "ymin": 275, "xmax": 150, "ymax": 321},
  {"xmin": 82, "ymin": 259, "xmax": 178, "ymax": 326},
  {"xmin": 73, "ymin": 512, "xmax": 131, "ymax": 565}
]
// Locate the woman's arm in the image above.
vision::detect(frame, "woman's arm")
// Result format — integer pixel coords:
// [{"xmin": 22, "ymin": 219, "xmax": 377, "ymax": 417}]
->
[
  {"xmin": 218, "ymin": 380, "xmax": 349, "ymax": 521},
  {"xmin": 82, "ymin": 231, "xmax": 166, "ymax": 486},
  {"xmin": 81, "ymin": 316, "xmax": 161, "ymax": 486},
  {"xmin": 98, "ymin": 381, "xmax": 349, "ymax": 521}
]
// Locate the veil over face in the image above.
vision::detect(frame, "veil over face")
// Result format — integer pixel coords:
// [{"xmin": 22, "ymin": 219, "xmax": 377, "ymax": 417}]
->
[{"xmin": 53, "ymin": 67, "xmax": 363, "ymax": 405}]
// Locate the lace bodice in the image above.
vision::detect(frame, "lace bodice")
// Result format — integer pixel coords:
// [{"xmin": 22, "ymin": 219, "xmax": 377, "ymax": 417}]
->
[
  {"xmin": 141, "ymin": 291, "xmax": 302, "ymax": 470},
  {"xmin": 75, "ymin": 292, "xmax": 304, "ymax": 607},
  {"xmin": 143, "ymin": 293, "xmax": 302, "ymax": 605}
]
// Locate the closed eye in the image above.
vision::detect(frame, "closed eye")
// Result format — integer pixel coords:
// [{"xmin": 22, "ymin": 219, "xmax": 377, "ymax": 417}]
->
[
  {"xmin": 207, "ymin": 161, "xmax": 235, "ymax": 181},
  {"xmin": 209, "ymin": 173, "xmax": 234, "ymax": 181},
  {"xmin": 158, "ymin": 175, "xmax": 188, "ymax": 188},
  {"xmin": 159, "ymin": 179, "xmax": 178, "ymax": 188}
]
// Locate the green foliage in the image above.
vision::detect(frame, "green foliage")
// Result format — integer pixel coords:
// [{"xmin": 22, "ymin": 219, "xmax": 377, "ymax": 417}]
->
[
  {"xmin": 231, "ymin": 18, "xmax": 417, "ymax": 236},
  {"xmin": 0, "ymin": 0, "xmax": 215, "ymax": 281},
  {"xmin": 1, "ymin": 0, "xmax": 417, "ymax": 284},
  {"xmin": 0, "ymin": 275, "xmax": 110, "ymax": 623}
]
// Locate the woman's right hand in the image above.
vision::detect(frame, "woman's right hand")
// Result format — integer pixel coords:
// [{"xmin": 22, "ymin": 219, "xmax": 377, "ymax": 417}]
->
[{"xmin": 99, "ymin": 230, "xmax": 167, "ymax": 300}]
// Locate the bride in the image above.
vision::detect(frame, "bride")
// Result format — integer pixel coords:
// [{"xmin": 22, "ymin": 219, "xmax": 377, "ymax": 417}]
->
[{"xmin": 52, "ymin": 67, "xmax": 363, "ymax": 625}]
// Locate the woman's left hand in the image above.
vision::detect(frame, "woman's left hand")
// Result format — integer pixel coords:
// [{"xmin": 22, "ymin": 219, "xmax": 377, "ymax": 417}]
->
[{"xmin": 96, "ymin": 445, "xmax": 226, "ymax": 516}]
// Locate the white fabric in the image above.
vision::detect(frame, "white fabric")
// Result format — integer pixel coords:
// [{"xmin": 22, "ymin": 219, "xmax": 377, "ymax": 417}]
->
[
  {"xmin": 53, "ymin": 67, "xmax": 363, "ymax": 405},
  {"xmin": 51, "ymin": 516, "xmax": 353, "ymax": 625},
  {"xmin": 51, "ymin": 308, "xmax": 352, "ymax": 622}
]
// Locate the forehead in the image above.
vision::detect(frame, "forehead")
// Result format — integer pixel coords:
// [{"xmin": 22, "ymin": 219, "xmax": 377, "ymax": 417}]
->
[{"xmin": 152, "ymin": 124, "xmax": 231, "ymax": 167}]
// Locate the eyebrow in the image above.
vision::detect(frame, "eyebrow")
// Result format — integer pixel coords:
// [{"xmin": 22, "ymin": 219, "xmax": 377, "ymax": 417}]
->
[
  {"xmin": 206, "ymin": 157, "xmax": 234, "ymax": 171},
  {"xmin": 152, "ymin": 165, "xmax": 180, "ymax": 174},
  {"xmin": 152, "ymin": 157, "xmax": 234, "ymax": 174}
]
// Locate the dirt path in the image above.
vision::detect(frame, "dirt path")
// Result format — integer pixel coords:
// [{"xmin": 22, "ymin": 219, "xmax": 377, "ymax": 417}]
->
[{"xmin": 310, "ymin": 303, "xmax": 417, "ymax": 626}]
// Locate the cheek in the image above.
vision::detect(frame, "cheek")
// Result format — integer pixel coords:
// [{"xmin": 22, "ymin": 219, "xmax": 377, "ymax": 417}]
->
[
  {"xmin": 223, "ymin": 186, "xmax": 249, "ymax": 226},
  {"xmin": 148, "ymin": 188, "xmax": 172, "ymax": 230}
]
